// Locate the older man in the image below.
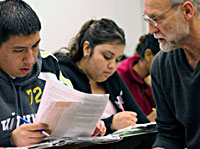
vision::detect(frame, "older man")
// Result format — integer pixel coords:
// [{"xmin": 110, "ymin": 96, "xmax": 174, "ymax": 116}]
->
[{"xmin": 143, "ymin": 0, "xmax": 200, "ymax": 148}]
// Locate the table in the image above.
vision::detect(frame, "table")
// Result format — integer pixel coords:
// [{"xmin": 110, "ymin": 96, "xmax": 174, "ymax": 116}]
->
[{"xmin": 52, "ymin": 131, "xmax": 157, "ymax": 149}]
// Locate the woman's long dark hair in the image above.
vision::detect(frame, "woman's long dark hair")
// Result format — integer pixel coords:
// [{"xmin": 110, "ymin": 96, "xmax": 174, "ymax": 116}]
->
[{"xmin": 61, "ymin": 18, "xmax": 126, "ymax": 62}]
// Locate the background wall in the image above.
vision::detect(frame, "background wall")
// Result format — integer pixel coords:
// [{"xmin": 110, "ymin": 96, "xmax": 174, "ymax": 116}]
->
[{"xmin": 24, "ymin": 0, "xmax": 148, "ymax": 56}]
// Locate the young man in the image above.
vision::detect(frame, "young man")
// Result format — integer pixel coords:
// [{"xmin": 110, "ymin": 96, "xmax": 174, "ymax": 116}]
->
[
  {"xmin": 143, "ymin": 0, "xmax": 200, "ymax": 148},
  {"xmin": 0, "ymin": 0, "xmax": 105, "ymax": 147},
  {"xmin": 0, "ymin": 0, "xmax": 70, "ymax": 146}
]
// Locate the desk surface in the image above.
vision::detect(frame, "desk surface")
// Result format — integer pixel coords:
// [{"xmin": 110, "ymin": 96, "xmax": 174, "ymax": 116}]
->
[{"xmin": 51, "ymin": 131, "xmax": 157, "ymax": 149}]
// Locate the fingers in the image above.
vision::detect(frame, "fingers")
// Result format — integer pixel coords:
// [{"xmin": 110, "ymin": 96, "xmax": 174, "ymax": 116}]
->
[
  {"xmin": 118, "ymin": 111, "xmax": 138, "ymax": 123},
  {"xmin": 11, "ymin": 123, "xmax": 50, "ymax": 147},
  {"xmin": 92, "ymin": 121, "xmax": 106, "ymax": 136},
  {"xmin": 129, "ymin": 111, "xmax": 137, "ymax": 117},
  {"xmin": 122, "ymin": 115, "xmax": 137, "ymax": 128},
  {"xmin": 23, "ymin": 123, "xmax": 49, "ymax": 132},
  {"xmin": 99, "ymin": 121, "xmax": 106, "ymax": 136},
  {"xmin": 147, "ymin": 109, "xmax": 157, "ymax": 122},
  {"xmin": 92, "ymin": 128, "xmax": 100, "ymax": 136},
  {"xmin": 111, "ymin": 111, "xmax": 138, "ymax": 130}
]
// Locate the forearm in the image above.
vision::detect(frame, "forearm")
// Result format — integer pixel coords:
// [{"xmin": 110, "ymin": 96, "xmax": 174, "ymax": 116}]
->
[{"xmin": 102, "ymin": 115, "xmax": 115, "ymax": 135}]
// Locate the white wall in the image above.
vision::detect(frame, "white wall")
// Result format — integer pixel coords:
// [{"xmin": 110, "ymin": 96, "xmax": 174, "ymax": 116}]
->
[{"xmin": 24, "ymin": 0, "xmax": 148, "ymax": 56}]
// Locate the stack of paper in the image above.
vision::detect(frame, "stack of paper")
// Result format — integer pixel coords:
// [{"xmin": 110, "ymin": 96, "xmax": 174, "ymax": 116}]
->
[
  {"xmin": 35, "ymin": 79, "xmax": 109, "ymax": 137},
  {"xmin": 112, "ymin": 122, "xmax": 157, "ymax": 137}
]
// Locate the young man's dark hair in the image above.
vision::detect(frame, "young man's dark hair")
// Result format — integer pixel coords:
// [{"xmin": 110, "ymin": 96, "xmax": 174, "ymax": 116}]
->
[{"xmin": 0, "ymin": 0, "xmax": 41, "ymax": 47}]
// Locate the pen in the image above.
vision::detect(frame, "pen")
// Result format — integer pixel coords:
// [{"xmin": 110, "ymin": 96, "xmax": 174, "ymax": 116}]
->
[
  {"xmin": 117, "ymin": 91, "xmax": 124, "ymax": 111},
  {"xmin": 19, "ymin": 117, "xmax": 50, "ymax": 137},
  {"xmin": 117, "ymin": 97, "xmax": 124, "ymax": 111}
]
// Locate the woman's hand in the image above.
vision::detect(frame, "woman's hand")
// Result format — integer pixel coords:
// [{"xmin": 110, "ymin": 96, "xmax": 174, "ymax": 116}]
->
[
  {"xmin": 92, "ymin": 120, "xmax": 106, "ymax": 136},
  {"xmin": 11, "ymin": 123, "xmax": 50, "ymax": 147},
  {"xmin": 111, "ymin": 111, "xmax": 137, "ymax": 130},
  {"xmin": 147, "ymin": 109, "xmax": 156, "ymax": 122},
  {"xmin": 144, "ymin": 75, "xmax": 151, "ymax": 87}
]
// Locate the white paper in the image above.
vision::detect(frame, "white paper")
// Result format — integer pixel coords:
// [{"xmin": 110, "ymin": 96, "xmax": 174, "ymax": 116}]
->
[
  {"xmin": 113, "ymin": 122, "xmax": 156, "ymax": 134},
  {"xmin": 67, "ymin": 134, "xmax": 122, "ymax": 144},
  {"xmin": 35, "ymin": 79, "xmax": 109, "ymax": 137},
  {"xmin": 7, "ymin": 135, "xmax": 122, "ymax": 149}
]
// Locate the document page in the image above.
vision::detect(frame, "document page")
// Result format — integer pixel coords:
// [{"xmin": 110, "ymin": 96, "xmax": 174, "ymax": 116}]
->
[
  {"xmin": 112, "ymin": 122, "xmax": 157, "ymax": 137},
  {"xmin": 35, "ymin": 79, "xmax": 109, "ymax": 137}
]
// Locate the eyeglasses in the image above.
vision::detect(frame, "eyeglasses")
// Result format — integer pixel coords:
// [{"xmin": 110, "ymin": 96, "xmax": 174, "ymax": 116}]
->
[{"xmin": 142, "ymin": 3, "xmax": 183, "ymax": 27}]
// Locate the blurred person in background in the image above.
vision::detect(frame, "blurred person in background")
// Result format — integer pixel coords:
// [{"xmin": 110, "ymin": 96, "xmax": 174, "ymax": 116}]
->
[{"xmin": 118, "ymin": 34, "xmax": 160, "ymax": 122}]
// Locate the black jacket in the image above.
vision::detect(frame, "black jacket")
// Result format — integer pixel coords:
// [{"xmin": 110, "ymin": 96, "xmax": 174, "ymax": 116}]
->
[
  {"xmin": 58, "ymin": 56, "xmax": 149, "ymax": 134},
  {"xmin": 0, "ymin": 50, "xmax": 65, "ymax": 147}
]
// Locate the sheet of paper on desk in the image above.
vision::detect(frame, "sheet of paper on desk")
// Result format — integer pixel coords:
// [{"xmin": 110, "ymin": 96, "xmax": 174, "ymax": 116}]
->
[
  {"xmin": 6, "ymin": 135, "xmax": 122, "ymax": 149},
  {"xmin": 35, "ymin": 79, "xmax": 109, "ymax": 137},
  {"xmin": 69, "ymin": 134, "xmax": 122, "ymax": 144},
  {"xmin": 112, "ymin": 122, "xmax": 157, "ymax": 137},
  {"xmin": 46, "ymin": 135, "xmax": 122, "ymax": 146}
]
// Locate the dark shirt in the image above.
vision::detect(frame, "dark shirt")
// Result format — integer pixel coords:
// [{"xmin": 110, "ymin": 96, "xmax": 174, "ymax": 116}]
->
[{"xmin": 151, "ymin": 49, "xmax": 200, "ymax": 148}]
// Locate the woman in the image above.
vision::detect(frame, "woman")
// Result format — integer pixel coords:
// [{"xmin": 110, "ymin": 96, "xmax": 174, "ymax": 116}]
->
[
  {"xmin": 57, "ymin": 18, "xmax": 155, "ymax": 148},
  {"xmin": 117, "ymin": 34, "xmax": 160, "ymax": 122}
]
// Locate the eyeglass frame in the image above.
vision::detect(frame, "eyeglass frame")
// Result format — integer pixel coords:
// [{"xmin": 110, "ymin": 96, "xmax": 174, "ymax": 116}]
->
[{"xmin": 142, "ymin": 3, "xmax": 183, "ymax": 27}]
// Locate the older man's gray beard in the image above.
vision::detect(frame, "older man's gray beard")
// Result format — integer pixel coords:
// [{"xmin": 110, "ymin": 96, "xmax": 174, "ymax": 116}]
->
[
  {"xmin": 153, "ymin": 34, "xmax": 175, "ymax": 52},
  {"xmin": 154, "ymin": 24, "xmax": 190, "ymax": 52}
]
